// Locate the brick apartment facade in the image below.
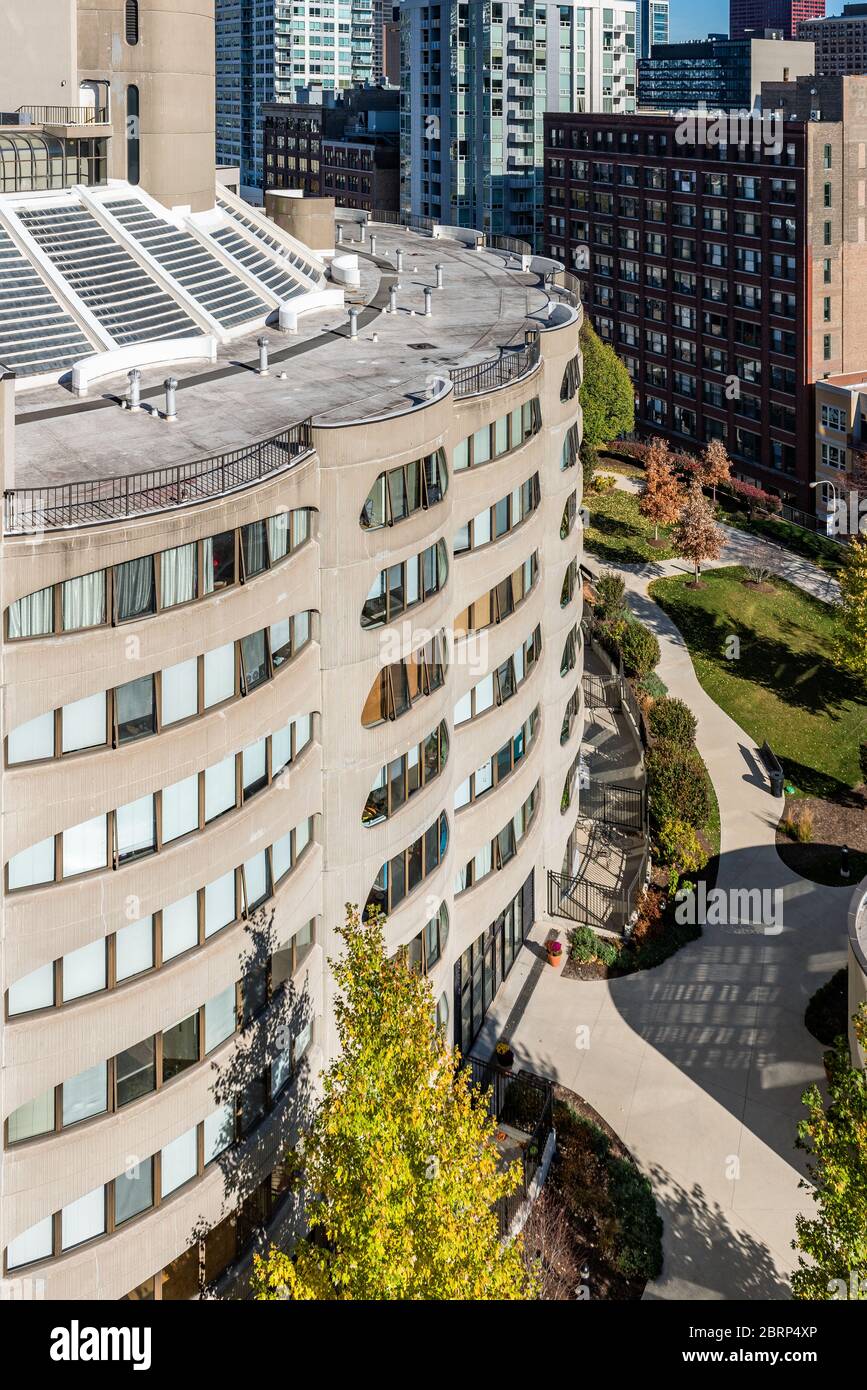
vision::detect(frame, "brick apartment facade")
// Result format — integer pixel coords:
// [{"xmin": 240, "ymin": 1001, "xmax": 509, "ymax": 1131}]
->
[
  {"xmin": 730, "ymin": 0, "xmax": 824, "ymax": 41},
  {"xmin": 263, "ymin": 85, "xmax": 399, "ymax": 212},
  {"xmin": 543, "ymin": 80, "xmax": 867, "ymax": 510}
]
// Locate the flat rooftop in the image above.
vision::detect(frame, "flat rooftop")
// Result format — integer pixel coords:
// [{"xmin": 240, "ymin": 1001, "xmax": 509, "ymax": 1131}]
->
[{"xmin": 9, "ymin": 226, "xmax": 555, "ymax": 491}]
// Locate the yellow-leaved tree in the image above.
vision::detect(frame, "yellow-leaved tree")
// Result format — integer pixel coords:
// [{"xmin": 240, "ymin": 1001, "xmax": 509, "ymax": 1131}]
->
[{"xmin": 252, "ymin": 904, "xmax": 537, "ymax": 1300}]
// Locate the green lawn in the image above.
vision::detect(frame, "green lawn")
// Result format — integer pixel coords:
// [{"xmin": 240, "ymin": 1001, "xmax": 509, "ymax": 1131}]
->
[
  {"xmin": 648, "ymin": 566, "xmax": 865, "ymax": 800},
  {"xmin": 715, "ymin": 499, "xmax": 844, "ymax": 576},
  {"xmin": 585, "ymin": 488, "xmax": 680, "ymax": 566}
]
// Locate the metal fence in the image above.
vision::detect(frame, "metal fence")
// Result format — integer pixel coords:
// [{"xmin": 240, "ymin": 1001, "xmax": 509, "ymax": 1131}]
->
[
  {"xmin": 450, "ymin": 332, "xmax": 540, "ymax": 400},
  {"xmin": 4, "ymin": 419, "xmax": 314, "ymax": 534},
  {"xmin": 577, "ymin": 781, "xmax": 646, "ymax": 834},
  {"xmin": 18, "ymin": 105, "xmax": 109, "ymax": 125},
  {"xmin": 547, "ymin": 846, "xmax": 649, "ymax": 935},
  {"xmin": 469, "ymin": 1060, "xmax": 554, "ymax": 1239}
]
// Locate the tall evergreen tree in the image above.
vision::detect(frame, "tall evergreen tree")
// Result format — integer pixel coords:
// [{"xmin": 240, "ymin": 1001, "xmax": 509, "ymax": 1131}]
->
[{"xmin": 578, "ymin": 319, "xmax": 634, "ymax": 447}]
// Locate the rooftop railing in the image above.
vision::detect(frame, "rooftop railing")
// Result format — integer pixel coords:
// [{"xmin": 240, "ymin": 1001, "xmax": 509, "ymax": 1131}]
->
[
  {"xmin": 4, "ymin": 419, "xmax": 313, "ymax": 535},
  {"xmin": 16, "ymin": 105, "xmax": 110, "ymax": 126},
  {"xmin": 450, "ymin": 330, "xmax": 541, "ymax": 400}
]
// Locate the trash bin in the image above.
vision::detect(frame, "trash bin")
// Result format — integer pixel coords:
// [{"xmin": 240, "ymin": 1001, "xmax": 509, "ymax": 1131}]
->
[{"xmin": 769, "ymin": 766, "xmax": 783, "ymax": 798}]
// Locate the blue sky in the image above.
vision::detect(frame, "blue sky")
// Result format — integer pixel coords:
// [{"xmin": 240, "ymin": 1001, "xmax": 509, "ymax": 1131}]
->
[{"xmin": 670, "ymin": 0, "xmax": 845, "ymax": 42}]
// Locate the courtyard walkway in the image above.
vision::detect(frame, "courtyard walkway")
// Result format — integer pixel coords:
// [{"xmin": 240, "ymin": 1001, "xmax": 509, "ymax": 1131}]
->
[{"xmin": 474, "ymin": 555, "xmax": 851, "ymax": 1300}]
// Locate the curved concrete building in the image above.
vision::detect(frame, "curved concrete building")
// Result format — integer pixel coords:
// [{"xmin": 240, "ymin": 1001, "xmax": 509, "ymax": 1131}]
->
[{"xmin": 0, "ymin": 214, "xmax": 585, "ymax": 1297}]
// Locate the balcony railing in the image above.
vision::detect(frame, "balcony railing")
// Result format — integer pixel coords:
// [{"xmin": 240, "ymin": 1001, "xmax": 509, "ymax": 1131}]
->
[
  {"xmin": 17, "ymin": 105, "xmax": 110, "ymax": 126},
  {"xmin": 4, "ymin": 419, "xmax": 313, "ymax": 534},
  {"xmin": 450, "ymin": 331, "xmax": 540, "ymax": 399},
  {"xmin": 469, "ymin": 1059, "xmax": 554, "ymax": 1238}
]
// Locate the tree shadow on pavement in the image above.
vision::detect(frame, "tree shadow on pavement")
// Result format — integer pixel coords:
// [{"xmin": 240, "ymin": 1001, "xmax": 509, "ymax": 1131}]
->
[{"xmin": 643, "ymin": 1165, "xmax": 791, "ymax": 1301}]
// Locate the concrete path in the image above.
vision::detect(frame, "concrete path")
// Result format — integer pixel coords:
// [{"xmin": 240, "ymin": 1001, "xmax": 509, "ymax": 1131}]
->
[
  {"xmin": 594, "ymin": 469, "xmax": 841, "ymax": 606},
  {"xmin": 476, "ymin": 553, "xmax": 851, "ymax": 1300}
]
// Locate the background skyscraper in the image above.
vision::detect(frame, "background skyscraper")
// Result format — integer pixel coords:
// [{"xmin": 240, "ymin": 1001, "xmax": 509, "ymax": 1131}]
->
[
  {"xmin": 729, "ymin": 0, "xmax": 825, "ymax": 40},
  {"xmin": 636, "ymin": 0, "xmax": 669, "ymax": 59},
  {"xmin": 216, "ymin": 0, "xmax": 378, "ymax": 199},
  {"xmin": 400, "ymin": 0, "xmax": 638, "ymax": 245}
]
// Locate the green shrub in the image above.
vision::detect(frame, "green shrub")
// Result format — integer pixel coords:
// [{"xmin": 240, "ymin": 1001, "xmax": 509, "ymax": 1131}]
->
[
  {"xmin": 580, "ymin": 437, "xmax": 598, "ymax": 493},
  {"xmin": 619, "ymin": 621, "xmax": 661, "ymax": 679},
  {"xmin": 656, "ymin": 817, "xmax": 708, "ymax": 895},
  {"xmin": 594, "ymin": 570, "xmax": 626, "ymax": 619},
  {"xmin": 648, "ymin": 696, "xmax": 697, "ymax": 746},
  {"xmin": 638, "ymin": 671, "xmax": 668, "ymax": 700},
  {"xmin": 569, "ymin": 925, "xmax": 621, "ymax": 967},
  {"xmin": 646, "ymin": 739, "xmax": 710, "ymax": 831},
  {"xmin": 591, "ymin": 473, "xmax": 616, "ymax": 494},
  {"xmin": 606, "ymin": 1159, "xmax": 664, "ymax": 1281}
]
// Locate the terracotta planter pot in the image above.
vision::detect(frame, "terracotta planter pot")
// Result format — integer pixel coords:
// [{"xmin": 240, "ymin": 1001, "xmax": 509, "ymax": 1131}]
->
[{"xmin": 547, "ymin": 945, "xmax": 562, "ymax": 967}]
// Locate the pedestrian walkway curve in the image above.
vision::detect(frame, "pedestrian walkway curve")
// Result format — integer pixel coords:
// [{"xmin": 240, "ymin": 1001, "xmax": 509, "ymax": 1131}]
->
[{"xmin": 475, "ymin": 551, "xmax": 851, "ymax": 1300}]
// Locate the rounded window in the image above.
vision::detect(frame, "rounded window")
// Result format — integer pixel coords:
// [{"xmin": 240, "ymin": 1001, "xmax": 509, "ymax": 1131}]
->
[{"xmin": 362, "ymin": 721, "xmax": 449, "ymax": 825}]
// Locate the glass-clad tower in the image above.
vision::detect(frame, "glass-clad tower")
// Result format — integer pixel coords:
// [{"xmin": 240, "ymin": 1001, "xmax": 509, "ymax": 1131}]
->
[{"xmin": 400, "ymin": 0, "xmax": 637, "ymax": 245}]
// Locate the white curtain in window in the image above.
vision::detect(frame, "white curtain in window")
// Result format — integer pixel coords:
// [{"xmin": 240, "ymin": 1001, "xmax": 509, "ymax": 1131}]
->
[
  {"xmin": 271, "ymin": 722, "xmax": 292, "ymax": 776},
  {"xmin": 272, "ymin": 830, "xmax": 293, "ymax": 881},
  {"xmin": 160, "ymin": 1126, "xmax": 198, "ymax": 1198},
  {"xmin": 243, "ymin": 851, "xmax": 268, "ymax": 906},
  {"xmin": 115, "ymin": 795, "xmax": 154, "ymax": 860},
  {"xmin": 7, "ymin": 960, "xmax": 54, "ymax": 1015},
  {"xmin": 295, "ymin": 1018, "xmax": 313, "ymax": 1060},
  {"xmin": 475, "ymin": 760, "xmax": 493, "ymax": 796},
  {"xmin": 475, "ymin": 673, "xmax": 495, "ymax": 715},
  {"xmin": 62, "ymin": 814, "xmax": 108, "ymax": 877},
  {"xmin": 203, "ymin": 1102, "xmax": 234, "ymax": 1164},
  {"xmin": 62, "ymin": 571, "xmax": 105, "ymax": 631},
  {"xmin": 267, "ymin": 512, "xmax": 289, "ymax": 562},
  {"xmin": 162, "ymin": 893, "xmax": 198, "ymax": 961},
  {"xmin": 114, "ymin": 556, "xmax": 154, "ymax": 621},
  {"xmin": 160, "ymin": 543, "xmax": 196, "ymax": 608},
  {"xmin": 294, "ymin": 712, "xmax": 311, "ymax": 753},
  {"xmin": 7, "ymin": 834, "xmax": 55, "ymax": 889},
  {"xmin": 7, "ymin": 1088, "xmax": 54, "ymax": 1143},
  {"xmin": 291, "ymin": 509, "xmax": 309, "ymax": 548},
  {"xmin": 161, "ymin": 774, "xmax": 199, "ymax": 842},
  {"xmin": 8, "ymin": 586, "xmax": 53, "ymax": 638},
  {"xmin": 204, "ymin": 754, "xmax": 236, "ymax": 822},
  {"xmin": 61, "ymin": 691, "xmax": 106, "ymax": 753},
  {"xmin": 271, "ymin": 1040, "xmax": 293, "ymax": 1096},
  {"xmin": 295, "ymin": 818, "xmax": 311, "ymax": 858},
  {"xmin": 453, "ymin": 690, "xmax": 472, "ymax": 726},
  {"xmin": 161, "ymin": 656, "xmax": 198, "ymax": 726},
  {"xmin": 115, "ymin": 916, "xmax": 153, "ymax": 981},
  {"xmin": 203, "ymin": 642, "xmax": 235, "ymax": 708},
  {"xmin": 6, "ymin": 1215, "xmax": 53, "ymax": 1270},
  {"xmin": 62, "ymin": 937, "xmax": 106, "ymax": 1001},
  {"xmin": 61, "ymin": 1185, "xmax": 106, "ymax": 1250},
  {"xmin": 204, "ymin": 870, "xmax": 235, "ymax": 937},
  {"xmin": 7, "ymin": 710, "xmax": 55, "ymax": 764},
  {"xmin": 242, "ymin": 738, "xmax": 266, "ymax": 793},
  {"xmin": 204, "ymin": 984, "xmax": 236, "ymax": 1053},
  {"xmin": 62, "ymin": 1061, "xmax": 108, "ymax": 1127}
]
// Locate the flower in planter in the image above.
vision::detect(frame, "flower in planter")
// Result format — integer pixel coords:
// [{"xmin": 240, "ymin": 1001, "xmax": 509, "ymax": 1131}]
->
[
  {"xmin": 547, "ymin": 940, "xmax": 563, "ymax": 957},
  {"xmin": 495, "ymin": 1040, "xmax": 512, "ymax": 1058}
]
